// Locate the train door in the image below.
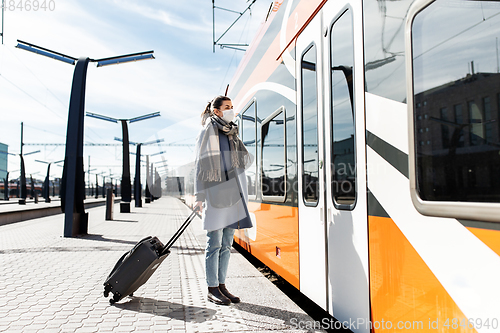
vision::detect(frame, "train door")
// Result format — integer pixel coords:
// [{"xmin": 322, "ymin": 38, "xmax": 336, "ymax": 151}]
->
[
  {"xmin": 296, "ymin": 15, "xmax": 328, "ymax": 310},
  {"xmin": 322, "ymin": 0, "xmax": 370, "ymax": 330}
]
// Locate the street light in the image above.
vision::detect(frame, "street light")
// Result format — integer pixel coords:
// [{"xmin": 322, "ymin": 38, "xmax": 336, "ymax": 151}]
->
[
  {"xmin": 96, "ymin": 52, "xmax": 155, "ymax": 68},
  {"xmin": 88, "ymin": 168, "xmax": 97, "ymax": 196},
  {"xmin": 95, "ymin": 171, "xmax": 105, "ymax": 199},
  {"xmin": 0, "ymin": 170, "xmax": 8, "ymax": 201},
  {"xmin": 18, "ymin": 149, "xmax": 40, "ymax": 204},
  {"xmin": 147, "ymin": 150, "xmax": 168, "ymax": 202},
  {"xmin": 16, "ymin": 42, "xmax": 76, "ymax": 65},
  {"xmin": 85, "ymin": 111, "xmax": 161, "ymax": 212},
  {"xmin": 35, "ymin": 159, "xmax": 63, "ymax": 203},
  {"xmin": 16, "ymin": 39, "xmax": 155, "ymax": 237},
  {"xmin": 114, "ymin": 137, "xmax": 164, "ymax": 207},
  {"xmin": 0, "ymin": 150, "xmax": 15, "ymax": 202},
  {"xmin": 134, "ymin": 138, "xmax": 163, "ymax": 207}
]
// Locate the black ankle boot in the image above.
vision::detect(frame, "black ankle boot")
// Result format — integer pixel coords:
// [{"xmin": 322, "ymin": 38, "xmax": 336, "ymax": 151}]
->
[
  {"xmin": 219, "ymin": 284, "xmax": 240, "ymax": 303},
  {"xmin": 207, "ymin": 287, "xmax": 231, "ymax": 305}
]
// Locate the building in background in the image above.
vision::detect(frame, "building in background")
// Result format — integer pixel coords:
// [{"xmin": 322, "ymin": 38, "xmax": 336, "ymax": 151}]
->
[{"xmin": 0, "ymin": 142, "xmax": 8, "ymax": 180}]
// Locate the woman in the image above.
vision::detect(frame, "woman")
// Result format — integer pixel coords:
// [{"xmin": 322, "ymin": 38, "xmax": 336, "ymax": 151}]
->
[{"xmin": 194, "ymin": 95, "xmax": 253, "ymax": 305}]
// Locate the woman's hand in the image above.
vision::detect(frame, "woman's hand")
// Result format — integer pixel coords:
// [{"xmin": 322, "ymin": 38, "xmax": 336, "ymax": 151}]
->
[{"xmin": 194, "ymin": 201, "xmax": 204, "ymax": 214}]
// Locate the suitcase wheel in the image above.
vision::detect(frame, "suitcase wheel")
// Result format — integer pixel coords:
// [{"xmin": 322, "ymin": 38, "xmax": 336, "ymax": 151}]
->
[
  {"xmin": 103, "ymin": 285, "xmax": 112, "ymax": 298},
  {"xmin": 110, "ymin": 293, "xmax": 121, "ymax": 305}
]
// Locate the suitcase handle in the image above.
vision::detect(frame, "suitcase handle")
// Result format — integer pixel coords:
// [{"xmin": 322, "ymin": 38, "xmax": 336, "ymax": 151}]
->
[{"xmin": 160, "ymin": 207, "xmax": 199, "ymax": 255}]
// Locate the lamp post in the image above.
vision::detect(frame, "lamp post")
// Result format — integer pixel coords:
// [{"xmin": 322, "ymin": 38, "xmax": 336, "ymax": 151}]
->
[
  {"xmin": 148, "ymin": 151, "xmax": 168, "ymax": 202},
  {"xmin": 18, "ymin": 149, "xmax": 40, "ymax": 204},
  {"xmin": 35, "ymin": 159, "xmax": 64, "ymax": 203},
  {"xmin": 150, "ymin": 163, "xmax": 155, "ymax": 202},
  {"xmin": 1, "ymin": 171, "xmax": 8, "ymax": 201},
  {"xmin": 29, "ymin": 174, "xmax": 35, "ymax": 202},
  {"xmin": 86, "ymin": 111, "xmax": 161, "ymax": 212},
  {"xmin": 145, "ymin": 155, "xmax": 151, "ymax": 203},
  {"xmin": 16, "ymin": 122, "xmax": 41, "ymax": 204},
  {"xmin": 16, "ymin": 39, "xmax": 154, "ymax": 237},
  {"xmin": 87, "ymin": 168, "xmax": 96, "ymax": 196},
  {"xmin": 95, "ymin": 173, "xmax": 99, "ymax": 199},
  {"xmin": 96, "ymin": 171, "xmax": 105, "ymax": 199},
  {"xmin": 0, "ymin": 149, "xmax": 16, "ymax": 201},
  {"xmin": 116, "ymin": 138, "xmax": 163, "ymax": 207}
]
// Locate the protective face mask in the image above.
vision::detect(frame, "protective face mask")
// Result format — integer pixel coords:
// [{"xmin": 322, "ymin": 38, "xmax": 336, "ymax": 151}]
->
[{"xmin": 221, "ymin": 109, "xmax": 235, "ymax": 123}]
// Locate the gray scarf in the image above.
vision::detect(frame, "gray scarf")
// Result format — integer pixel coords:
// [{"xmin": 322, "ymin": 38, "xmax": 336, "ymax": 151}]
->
[{"xmin": 196, "ymin": 115, "xmax": 251, "ymax": 182}]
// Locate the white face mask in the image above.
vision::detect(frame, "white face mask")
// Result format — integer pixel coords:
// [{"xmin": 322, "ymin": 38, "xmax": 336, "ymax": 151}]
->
[{"xmin": 221, "ymin": 109, "xmax": 235, "ymax": 123}]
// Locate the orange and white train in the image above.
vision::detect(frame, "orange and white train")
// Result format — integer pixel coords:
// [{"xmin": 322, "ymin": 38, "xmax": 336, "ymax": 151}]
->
[{"xmin": 192, "ymin": 0, "xmax": 500, "ymax": 331}]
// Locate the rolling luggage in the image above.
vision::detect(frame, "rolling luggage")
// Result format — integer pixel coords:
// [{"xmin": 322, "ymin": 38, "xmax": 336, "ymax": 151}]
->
[{"xmin": 103, "ymin": 209, "xmax": 198, "ymax": 304}]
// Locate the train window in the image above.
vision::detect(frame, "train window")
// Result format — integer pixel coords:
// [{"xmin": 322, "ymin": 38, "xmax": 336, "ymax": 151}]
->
[
  {"xmin": 301, "ymin": 45, "xmax": 319, "ymax": 205},
  {"xmin": 241, "ymin": 101, "xmax": 257, "ymax": 198},
  {"xmin": 410, "ymin": 0, "xmax": 500, "ymax": 220},
  {"xmin": 261, "ymin": 107, "xmax": 286, "ymax": 201},
  {"xmin": 330, "ymin": 9, "xmax": 356, "ymax": 208}
]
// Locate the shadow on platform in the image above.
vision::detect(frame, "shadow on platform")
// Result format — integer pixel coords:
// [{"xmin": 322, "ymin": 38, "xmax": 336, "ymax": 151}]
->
[
  {"xmin": 80, "ymin": 234, "xmax": 138, "ymax": 246},
  {"xmin": 109, "ymin": 219, "xmax": 139, "ymax": 223},
  {"xmin": 114, "ymin": 296, "xmax": 217, "ymax": 323},
  {"xmin": 234, "ymin": 301, "xmax": 312, "ymax": 326}
]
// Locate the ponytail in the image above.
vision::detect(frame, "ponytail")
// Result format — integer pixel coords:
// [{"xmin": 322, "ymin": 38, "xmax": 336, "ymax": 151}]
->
[
  {"xmin": 201, "ymin": 95, "xmax": 231, "ymax": 125},
  {"xmin": 201, "ymin": 102, "xmax": 212, "ymax": 125}
]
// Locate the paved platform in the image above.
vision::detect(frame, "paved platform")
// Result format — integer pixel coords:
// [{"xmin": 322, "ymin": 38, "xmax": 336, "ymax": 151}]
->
[
  {"xmin": 0, "ymin": 197, "xmax": 120, "ymax": 226},
  {"xmin": 0, "ymin": 196, "xmax": 323, "ymax": 332}
]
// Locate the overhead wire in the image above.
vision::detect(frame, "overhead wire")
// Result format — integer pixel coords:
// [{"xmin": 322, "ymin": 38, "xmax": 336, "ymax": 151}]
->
[
  {"xmin": 0, "ymin": 73, "xmax": 66, "ymax": 121},
  {"xmin": 218, "ymin": 9, "xmax": 252, "ymax": 93},
  {"xmin": 6, "ymin": 46, "xmax": 68, "ymax": 112}
]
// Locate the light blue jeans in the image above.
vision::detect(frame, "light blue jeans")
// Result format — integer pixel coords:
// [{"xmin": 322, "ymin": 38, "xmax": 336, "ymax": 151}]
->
[{"xmin": 206, "ymin": 228, "xmax": 236, "ymax": 287}]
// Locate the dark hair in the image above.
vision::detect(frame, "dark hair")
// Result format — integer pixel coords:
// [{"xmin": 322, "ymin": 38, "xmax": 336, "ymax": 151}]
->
[{"xmin": 201, "ymin": 95, "xmax": 231, "ymax": 125}]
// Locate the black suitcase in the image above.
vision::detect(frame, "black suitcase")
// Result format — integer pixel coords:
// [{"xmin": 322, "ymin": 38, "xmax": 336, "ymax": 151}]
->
[{"xmin": 103, "ymin": 209, "xmax": 198, "ymax": 304}]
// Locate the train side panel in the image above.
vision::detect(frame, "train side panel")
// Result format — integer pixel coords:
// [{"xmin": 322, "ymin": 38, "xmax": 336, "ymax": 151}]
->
[
  {"xmin": 365, "ymin": 0, "xmax": 500, "ymax": 331},
  {"xmin": 225, "ymin": 0, "xmax": 500, "ymax": 332}
]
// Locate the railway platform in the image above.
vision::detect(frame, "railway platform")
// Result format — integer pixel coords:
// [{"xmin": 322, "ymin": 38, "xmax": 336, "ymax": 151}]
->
[
  {"xmin": 0, "ymin": 196, "xmax": 323, "ymax": 332},
  {"xmin": 0, "ymin": 197, "xmax": 120, "ymax": 226}
]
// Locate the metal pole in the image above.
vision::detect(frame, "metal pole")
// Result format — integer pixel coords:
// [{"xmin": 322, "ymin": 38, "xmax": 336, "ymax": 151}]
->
[
  {"xmin": 120, "ymin": 120, "xmax": 131, "ymax": 202},
  {"xmin": 62, "ymin": 57, "xmax": 90, "ymax": 237},
  {"xmin": 119, "ymin": 120, "xmax": 131, "ymax": 213},
  {"xmin": 20, "ymin": 154, "xmax": 26, "ymax": 201},
  {"xmin": 20, "ymin": 122, "xmax": 23, "ymax": 156},
  {"xmin": 19, "ymin": 122, "xmax": 27, "ymax": 203},
  {"xmin": 213, "ymin": 0, "xmax": 215, "ymax": 53},
  {"xmin": 214, "ymin": 0, "xmax": 256, "ymax": 45},
  {"xmin": 134, "ymin": 143, "xmax": 142, "ymax": 207},
  {"xmin": 88, "ymin": 156, "xmax": 90, "ymax": 197},
  {"xmin": 3, "ymin": 172, "xmax": 8, "ymax": 200},
  {"xmin": 145, "ymin": 155, "xmax": 150, "ymax": 202},
  {"xmin": 44, "ymin": 163, "xmax": 51, "ymax": 202}
]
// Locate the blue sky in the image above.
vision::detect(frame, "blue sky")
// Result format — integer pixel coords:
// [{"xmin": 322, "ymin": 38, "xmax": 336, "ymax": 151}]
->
[{"xmin": 0, "ymin": 0, "xmax": 270, "ymax": 184}]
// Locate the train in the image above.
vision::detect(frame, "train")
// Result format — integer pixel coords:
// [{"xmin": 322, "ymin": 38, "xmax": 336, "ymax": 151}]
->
[{"xmin": 188, "ymin": 0, "xmax": 500, "ymax": 331}]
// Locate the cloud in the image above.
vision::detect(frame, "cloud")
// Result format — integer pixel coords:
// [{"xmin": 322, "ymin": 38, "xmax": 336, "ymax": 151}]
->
[{"xmin": 109, "ymin": 0, "xmax": 210, "ymax": 33}]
